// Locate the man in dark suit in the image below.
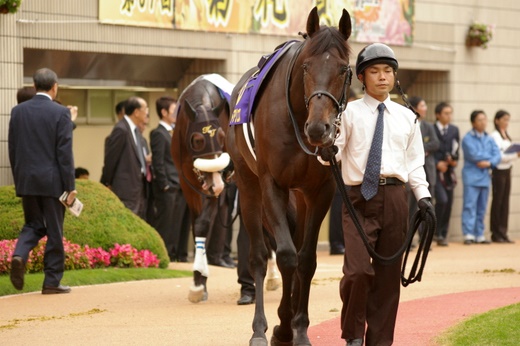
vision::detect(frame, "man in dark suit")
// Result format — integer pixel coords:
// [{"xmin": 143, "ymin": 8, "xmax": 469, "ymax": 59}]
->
[
  {"xmin": 150, "ymin": 96, "xmax": 190, "ymax": 262},
  {"xmin": 101, "ymin": 96, "xmax": 149, "ymax": 219},
  {"xmin": 8, "ymin": 68, "xmax": 76, "ymax": 294},
  {"xmin": 433, "ymin": 102, "xmax": 460, "ymax": 246}
]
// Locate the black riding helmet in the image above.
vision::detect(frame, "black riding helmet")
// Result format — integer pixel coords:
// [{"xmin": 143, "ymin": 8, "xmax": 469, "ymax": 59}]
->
[{"xmin": 355, "ymin": 43, "xmax": 398, "ymax": 79}]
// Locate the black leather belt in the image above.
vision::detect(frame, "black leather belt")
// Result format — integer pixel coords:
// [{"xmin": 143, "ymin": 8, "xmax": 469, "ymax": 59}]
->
[{"xmin": 379, "ymin": 177, "xmax": 404, "ymax": 185}]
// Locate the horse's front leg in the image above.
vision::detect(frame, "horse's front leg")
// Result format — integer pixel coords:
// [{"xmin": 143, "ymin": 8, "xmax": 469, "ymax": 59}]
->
[
  {"xmin": 292, "ymin": 184, "xmax": 335, "ymax": 345},
  {"xmin": 188, "ymin": 197, "xmax": 218, "ymax": 303},
  {"xmin": 239, "ymin": 185, "xmax": 270, "ymax": 346},
  {"xmin": 260, "ymin": 181, "xmax": 297, "ymax": 346}
]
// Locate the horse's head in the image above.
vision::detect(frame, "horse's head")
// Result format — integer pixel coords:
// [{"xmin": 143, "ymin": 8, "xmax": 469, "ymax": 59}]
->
[
  {"xmin": 181, "ymin": 92, "xmax": 229, "ymax": 197},
  {"xmin": 301, "ymin": 7, "xmax": 352, "ymax": 148}
]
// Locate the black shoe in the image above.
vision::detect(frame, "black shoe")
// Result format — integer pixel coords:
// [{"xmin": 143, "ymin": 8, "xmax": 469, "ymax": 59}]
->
[
  {"xmin": 42, "ymin": 285, "xmax": 71, "ymax": 294},
  {"xmin": 437, "ymin": 238, "xmax": 449, "ymax": 246},
  {"xmin": 208, "ymin": 259, "xmax": 236, "ymax": 269},
  {"xmin": 330, "ymin": 247, "xmax": 345, "ymax": 255},
  {"xmin": 222, "ymin": 256, "xmax": 237, "ymax": 268},
  {"xmin": 177, "ymin": 256, "xmax": 189, "ymax": 263},
  {"xmin": 346, "ymin": 338, "xmax": 363, "ymax": 346},
  {"xmin": 237, "ymin": 294, "xmax": 255, "ymax": 305},
  {"xmin": 10, "ymin": 256, "xmax": 25, "ymax": 290}
]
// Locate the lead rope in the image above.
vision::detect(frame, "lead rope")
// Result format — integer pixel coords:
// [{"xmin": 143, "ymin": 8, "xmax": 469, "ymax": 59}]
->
[{"xmin": 322, "ymin": 148, "xmax": 436, "ymax": 286}]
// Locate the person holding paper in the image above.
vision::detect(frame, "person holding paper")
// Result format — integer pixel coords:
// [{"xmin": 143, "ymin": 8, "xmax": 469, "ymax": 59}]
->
[
  {"xmin": 490, "ymin": 110, "xmax": 518, "ymax": 243},
  {"xmin": 8, "ymin": 68, "xmax": 76, "ymax": 294}
]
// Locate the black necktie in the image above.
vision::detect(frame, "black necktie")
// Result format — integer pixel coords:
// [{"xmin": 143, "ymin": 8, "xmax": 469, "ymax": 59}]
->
[
  {"xmin": 361, "ymin": 103, "xmax": 385, "ymax": 200},
  {"xmin": 134, "ymin": 128, "xmax": 146, "ymax": 174}
]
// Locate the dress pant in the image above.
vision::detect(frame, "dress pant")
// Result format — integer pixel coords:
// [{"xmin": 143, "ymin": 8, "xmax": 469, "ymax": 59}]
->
[
  {"xmin": 434, "ymin": 182, "xmax": 454, "ymax": 239},
  {"xmin": 340, "ymin": 184, "xmax": 407, "ymax": 346},
  {"xmin": 152, "ymin": 184, "xmax": 190, "ymax": 261},
  {"xmin": 14, "ymin": 196, "xmax": 66, "ymax": 287},
  {"xmin": 490, "ymin": 168, "xmax": 511, "ymax": 241}
]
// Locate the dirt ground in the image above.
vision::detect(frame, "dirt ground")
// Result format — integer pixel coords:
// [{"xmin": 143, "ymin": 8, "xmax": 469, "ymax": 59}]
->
[{"xmin": 0, "ymin": 241, "xmax": 519, "ymax": 345}]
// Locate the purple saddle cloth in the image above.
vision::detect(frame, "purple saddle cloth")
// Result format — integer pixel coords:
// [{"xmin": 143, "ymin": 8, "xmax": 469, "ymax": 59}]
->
[{"xmin": 230, "ymin": 40, "xmax": 298, "ymax": 126}]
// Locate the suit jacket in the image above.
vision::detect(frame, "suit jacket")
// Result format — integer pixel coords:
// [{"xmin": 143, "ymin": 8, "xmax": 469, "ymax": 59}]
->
[
  {"xmin": 150, "ymin": 124, "xmax": 180, "ymax": 190},
  {"xmin": 434, "ymin": 123, "xmax": 460, "ymax": 189},
  {"xmin": 8, "ymin": 94, "xmax": 75, "ymax": 197},
  {"xmin": 101, "ymin": 117, "xmax": 145, "ymax": 213},
  {"xmin": 420, "ymin": 120, "xmax": 440, "ymax": 191}
]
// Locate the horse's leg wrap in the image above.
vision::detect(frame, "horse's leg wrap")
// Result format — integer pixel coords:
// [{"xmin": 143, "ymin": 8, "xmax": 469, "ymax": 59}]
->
[
  {"xmin": 266, "ymin": 250, "xmax": 281, "ymax": 291},
  {"xmin": 189, "ymin": 237, "xmax": 209, "ymax": 303},
  {"xmin": 193, "ymin": 237, "xmax": 209, "ymax": 277}
]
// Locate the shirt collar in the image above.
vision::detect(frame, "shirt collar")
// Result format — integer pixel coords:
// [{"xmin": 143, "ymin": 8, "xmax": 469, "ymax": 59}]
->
[
  {"xmin": 36, "ymin": 92, "xmax": 52, "ymax": 101},
  {"xmin": 159, "ymin": 120, "xmax": 173, "ymax": 131},
  {"xmin": 124, "ymin": 115, "xmax": 137, "ymax": 133},
  {"xmin": 362, "ymin": 94, "xmax": 390, "ymax": 114}
]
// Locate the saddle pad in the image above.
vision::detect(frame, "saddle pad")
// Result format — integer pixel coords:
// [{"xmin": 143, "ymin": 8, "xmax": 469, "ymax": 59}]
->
[{"xmin": 230, "ymin": 40, "xmax": 298, "ymax": 126}]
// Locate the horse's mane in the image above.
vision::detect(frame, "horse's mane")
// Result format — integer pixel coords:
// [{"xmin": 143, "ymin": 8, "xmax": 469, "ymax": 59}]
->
[{"xmin": 306, "ymin": 26, "xmax": 350, "ymax": 59}]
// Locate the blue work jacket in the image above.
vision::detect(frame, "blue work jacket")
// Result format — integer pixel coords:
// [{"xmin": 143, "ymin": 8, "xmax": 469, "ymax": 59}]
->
[{"xmin": 461, "ymin": 130, "xmax": 501, "ymax": 187}]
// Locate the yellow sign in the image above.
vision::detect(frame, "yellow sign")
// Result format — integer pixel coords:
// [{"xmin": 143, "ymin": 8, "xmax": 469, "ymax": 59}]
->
[
  {"xmin": 99, "ymin": 0, "xmax": 414, "ymax": 45},
  {"xmin": 99, "ymin": 0, "xmax": 174, "ymax": 29}
]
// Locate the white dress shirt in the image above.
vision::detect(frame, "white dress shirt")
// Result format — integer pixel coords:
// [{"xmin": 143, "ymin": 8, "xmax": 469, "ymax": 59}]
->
[
  {"xmin": 335, "ymin": 94, "xmax": 430, "ymax": 201},
  {"xmin": 490, "ymin": 130, "xmax": 517, "ymax": 170}
]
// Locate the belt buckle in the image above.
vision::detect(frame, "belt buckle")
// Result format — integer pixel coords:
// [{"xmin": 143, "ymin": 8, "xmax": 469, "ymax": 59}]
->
[{"xmin": 379, "ymin": 177, "xmax": 387, "ymax": 185}]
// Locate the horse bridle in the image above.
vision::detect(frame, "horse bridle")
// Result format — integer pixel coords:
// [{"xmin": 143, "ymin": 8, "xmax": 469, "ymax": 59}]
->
[{"xmin": 285, "ymin": 40, "xmax": 352, "ymax": 156}]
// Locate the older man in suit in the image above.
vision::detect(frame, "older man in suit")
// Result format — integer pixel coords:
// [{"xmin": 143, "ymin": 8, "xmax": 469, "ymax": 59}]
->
[
  {"xmin": 101, "ymin": 96, "xmax": 149, "ymax": 219},
  {"xmin": 8, "ymin": 68, "xmax": 76, "ymax": 294},
  {"xmin": 150, "ymin": 96, "xmax": 190, "ymax": 262}
]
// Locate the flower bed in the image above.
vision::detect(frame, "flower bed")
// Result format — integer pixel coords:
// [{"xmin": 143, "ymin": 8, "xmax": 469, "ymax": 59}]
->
[{"xmin": 0, "ymin": 237, "xmax": 160, "ymax": 274}]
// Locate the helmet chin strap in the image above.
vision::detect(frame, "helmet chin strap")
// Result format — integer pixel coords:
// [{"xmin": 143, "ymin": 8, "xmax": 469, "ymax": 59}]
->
[{"xmin": 395, "ymin": 80, "xmax": 421, "ymax": 123}]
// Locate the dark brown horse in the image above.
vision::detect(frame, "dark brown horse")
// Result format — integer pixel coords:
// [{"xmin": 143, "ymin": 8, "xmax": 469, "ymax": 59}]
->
[
  {"xmin": 171, "ymin": 75, "xmax": 232, "ymax": 303},
  {"xmin": 226, "ymin": 7, "xmax": 352, "ymax": 346}
]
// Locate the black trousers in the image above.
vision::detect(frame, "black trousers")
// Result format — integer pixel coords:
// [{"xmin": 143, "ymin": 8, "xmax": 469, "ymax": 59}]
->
[
  {"xmin": 434, "ymin": 182, "xmax": 454, "ymax": 239},
  {"xmin": 152, "ymin": 184, "xmax": 190, "ymax": 261},
  {"xmin": 14, "ymin": 196, "xmax": 66, "ymax": 287},
  {"xmin": 490, "ymin": 168, "xmax": 511, "ymax": 241}
]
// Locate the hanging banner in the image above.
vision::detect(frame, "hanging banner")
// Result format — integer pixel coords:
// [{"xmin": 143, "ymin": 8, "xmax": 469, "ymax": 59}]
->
[
  {"xmin": 99, "ymin": 0, "xmax": 175, "ymax": 29},
  {"xmin": 99, "ymin": 0, "xmax": 414, "ymax": 46}
]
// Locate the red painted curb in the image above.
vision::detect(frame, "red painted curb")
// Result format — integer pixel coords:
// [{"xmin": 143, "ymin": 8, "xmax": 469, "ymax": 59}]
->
[{"xmin": 308, "ymin": 286, "xmax": 520, "ymax": 345}]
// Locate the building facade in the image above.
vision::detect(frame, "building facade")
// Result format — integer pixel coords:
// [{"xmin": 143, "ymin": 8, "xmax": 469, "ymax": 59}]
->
[{"xmin": 1, "ymin": 0, "xmax": 519, "ymax": 241}]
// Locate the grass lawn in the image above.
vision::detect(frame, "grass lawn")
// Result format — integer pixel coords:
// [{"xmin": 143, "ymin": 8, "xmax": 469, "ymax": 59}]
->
[
  {"xmin": 0, "ymin": 268, "xmax": 191, "ymax": 297},
  {"xmin": 436, "ymin": 303, "xmax": 520, "ymax": 345}
]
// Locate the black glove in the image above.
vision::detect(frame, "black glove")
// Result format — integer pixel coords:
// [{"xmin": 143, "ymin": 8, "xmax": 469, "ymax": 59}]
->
[
  {"xmin": 320, "ymin": 145, "xmax": 338, "ymax": 162},
  {"xmin": 418, "ymin": 197, "xmax": 434, "ymax": 218}
]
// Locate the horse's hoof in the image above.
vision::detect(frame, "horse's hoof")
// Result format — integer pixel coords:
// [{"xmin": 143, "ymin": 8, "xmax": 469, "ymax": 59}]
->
[
  {"xmin": 271, "ymin": 325, "xmax": 293, "ymax": 346},
  {"xmin": 270, "ymin": 335, "xmax": 293, "ymax": 346},
  {"xmin": 265, "ymin": 277, "xmax": 281, "ymax": 291},
  {"xmin": 188, "ymin": 285, "xmax": 207, "ymax": 303},
  {"xmin": 249, "ymin": 337, "xmax": 268, "ymax": 346}
]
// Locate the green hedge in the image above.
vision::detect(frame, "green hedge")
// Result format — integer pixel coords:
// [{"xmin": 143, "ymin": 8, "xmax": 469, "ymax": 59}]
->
[{"xmin": 0, "ymin": 180, "xmax": 169, "ymax": 268}]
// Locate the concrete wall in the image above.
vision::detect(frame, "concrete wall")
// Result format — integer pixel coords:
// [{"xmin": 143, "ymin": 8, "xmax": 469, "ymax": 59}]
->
[{"xmin": 1, "ymin": 0, "xmax": 520, "ymax": 243}]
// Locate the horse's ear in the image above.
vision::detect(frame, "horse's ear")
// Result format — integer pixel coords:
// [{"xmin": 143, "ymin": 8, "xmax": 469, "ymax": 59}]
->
[
  {"xmin": 306, "ymin": 6, "xmax": 320, "ymax": 38},
  {"xmin": 338, "ymin": 9, "xmax": 352, "ymax": 40},
  {"xmin": 184, "ymin": 99, "xmax": 197, "ymax": 121},
  {"xmin": 211, "ymin": 98, "xmax": 227, "ymax": 117}
]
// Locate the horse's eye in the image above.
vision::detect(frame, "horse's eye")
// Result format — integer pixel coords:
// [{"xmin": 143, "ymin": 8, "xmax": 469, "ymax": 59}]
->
[
  {"xmin": 302, "ymin": 64, "xmax": 308, "ymax": 72},
  {"xmin": 340, "ymin": 66, "xmax": 348, "ymax": 75},
  {"xmin": 190, "ymin": 133, "xmax": 206, "ymax": 152}
]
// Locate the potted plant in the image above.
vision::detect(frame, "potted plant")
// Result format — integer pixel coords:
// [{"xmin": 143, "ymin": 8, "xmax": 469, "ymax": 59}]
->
[
  {"xmin": 0, "ymin": 0, "xmax": 21, "ymax": 14},
  {"xmin": 466, "ymin": 22, "xmax": 494, "ymax": 49}
]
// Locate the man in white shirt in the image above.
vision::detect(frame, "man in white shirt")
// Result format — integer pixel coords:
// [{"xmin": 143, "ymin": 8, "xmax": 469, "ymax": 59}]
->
[{"xmin": 332, "ymin": 43, "xmax": 433, "ymax": 346}]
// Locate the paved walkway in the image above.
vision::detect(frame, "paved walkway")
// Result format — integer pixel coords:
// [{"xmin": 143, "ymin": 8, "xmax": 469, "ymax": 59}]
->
[{"xmin": 0, "ymin": 241, "xmax": 519, "ymax": 345}]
